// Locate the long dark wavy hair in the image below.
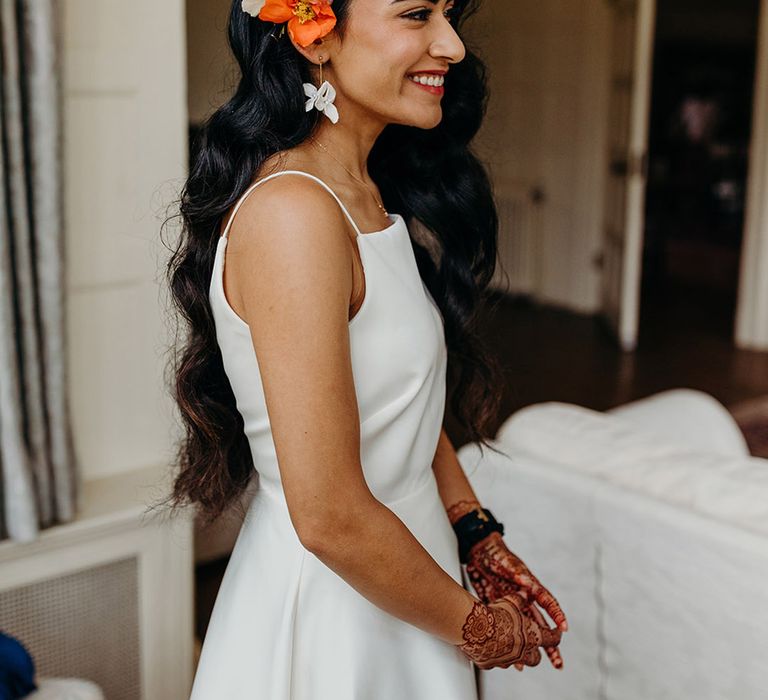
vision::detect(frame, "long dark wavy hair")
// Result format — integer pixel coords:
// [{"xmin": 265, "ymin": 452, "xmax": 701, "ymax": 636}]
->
[{"xmin": 162, "ymin": 0, "xmax": 504, "ymax": 525}]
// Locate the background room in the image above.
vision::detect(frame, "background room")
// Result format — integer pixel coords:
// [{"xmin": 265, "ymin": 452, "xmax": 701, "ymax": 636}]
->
[{"xmin": 1, "ymin": 1, "xmax": 767, "ymax": 698}]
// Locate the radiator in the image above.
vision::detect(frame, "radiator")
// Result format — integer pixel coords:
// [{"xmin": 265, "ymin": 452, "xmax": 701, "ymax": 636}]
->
[
  {"xmin": 0, "ymin": 465, "xmax": 194, "ymax": 700},
  {"xmin": 0, "ymin": 558, "xmax": 141, "ymax": 700},
  {"xmin": 490, "ymin": 185, "xmax": 542, "ymax": 296}
]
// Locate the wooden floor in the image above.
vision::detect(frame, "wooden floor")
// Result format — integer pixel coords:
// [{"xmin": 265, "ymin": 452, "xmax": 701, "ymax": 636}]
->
[{"xmin": 445, "ymin": 286, "xmax": 768, "ymax": 447}]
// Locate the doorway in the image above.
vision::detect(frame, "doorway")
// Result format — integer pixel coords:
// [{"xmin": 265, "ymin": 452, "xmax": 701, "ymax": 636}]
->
[{"xmin": 639, "ymin": 0, "xmax": 761, "ymax": 345}]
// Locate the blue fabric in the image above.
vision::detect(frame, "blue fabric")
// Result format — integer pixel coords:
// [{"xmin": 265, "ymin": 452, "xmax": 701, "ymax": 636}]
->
[{"xmin": 0, "ymin": 631, "xmax": 36, "ymax": 700}]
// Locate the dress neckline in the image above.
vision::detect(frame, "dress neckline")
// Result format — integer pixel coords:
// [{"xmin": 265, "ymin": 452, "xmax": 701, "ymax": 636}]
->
[{"xmin": 357, "ymin": 212, "xmax": 403, "ymax": 238}]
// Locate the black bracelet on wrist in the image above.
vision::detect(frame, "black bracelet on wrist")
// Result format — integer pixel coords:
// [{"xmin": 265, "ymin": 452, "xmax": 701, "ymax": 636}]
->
[{"xmin": 451, "ymin": 507, "xmax": 505, "ymax": 564}]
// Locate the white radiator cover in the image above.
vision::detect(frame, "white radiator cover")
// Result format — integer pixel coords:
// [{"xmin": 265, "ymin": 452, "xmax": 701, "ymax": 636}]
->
[
  {"xmin": 0, "ymin": 465, "xmax": 194, "ymax": 700},
  {"xmin": 490, "ymin": 188, "xmax": 542, "ymax": 297}
]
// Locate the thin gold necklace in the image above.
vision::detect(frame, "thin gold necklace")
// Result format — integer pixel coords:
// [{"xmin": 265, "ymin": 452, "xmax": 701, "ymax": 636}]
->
[{"xmin": 309, "ymin": 136, "xmax": 389, "ymax": 217}]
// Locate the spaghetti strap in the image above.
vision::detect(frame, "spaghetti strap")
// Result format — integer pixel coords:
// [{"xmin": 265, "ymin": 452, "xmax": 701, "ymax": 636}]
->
[{"xmin": 221, "ymin": 170, "xmax": 363, "ymax": 240}]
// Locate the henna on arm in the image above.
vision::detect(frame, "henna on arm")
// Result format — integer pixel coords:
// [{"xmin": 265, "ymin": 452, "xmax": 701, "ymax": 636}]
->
[{"xmin": 446, "ymin": 498, "xmax": 484, "ymax": 525}]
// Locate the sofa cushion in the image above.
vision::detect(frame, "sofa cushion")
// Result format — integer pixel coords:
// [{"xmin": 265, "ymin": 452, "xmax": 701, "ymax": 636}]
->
[
  {"xmin": 495, "ymin": 401, "xmax": 768, "ymax": 538},
  {"xmin": 606, "ymin": 388, "xmax": 749, "ymax": 457}
]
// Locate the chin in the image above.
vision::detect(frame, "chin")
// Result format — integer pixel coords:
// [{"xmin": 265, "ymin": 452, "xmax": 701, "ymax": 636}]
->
[
  {"xmin": 417, "ymin": 113, "xmax": 443, "ymax": 130},
  {"xmin": 396, "ymin": 108, "xmax": 443, "ymax": 130}
]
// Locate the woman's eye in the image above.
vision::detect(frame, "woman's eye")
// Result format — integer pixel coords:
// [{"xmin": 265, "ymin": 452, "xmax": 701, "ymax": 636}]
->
[
  {"xmin": 403, "ymin": 9, "xmax": 431, "ymax": 21},
  {"xmin": 403, "ymin": 5, "xmax": 458, "ymax": 22}
]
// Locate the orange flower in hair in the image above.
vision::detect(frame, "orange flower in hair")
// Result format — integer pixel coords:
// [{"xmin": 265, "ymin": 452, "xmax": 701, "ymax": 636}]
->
[{"xmin": 242, "ymin": 0, "xmax": 337, "ymax": 48}]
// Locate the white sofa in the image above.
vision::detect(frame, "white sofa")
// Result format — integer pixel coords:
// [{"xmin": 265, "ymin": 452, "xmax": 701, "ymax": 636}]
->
[{"xmin": 459, "ymin": 389, "xmax": 768, "ymax": 700}]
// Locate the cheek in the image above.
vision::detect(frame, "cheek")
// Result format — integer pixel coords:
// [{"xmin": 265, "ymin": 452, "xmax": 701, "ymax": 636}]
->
[
  {"xmin": 337, "ymin": 58, "xmax": 409, "ymax": 103},
  {"xmin": 339, "ymin": 27, "xmax": 421, "ymax": 87}
]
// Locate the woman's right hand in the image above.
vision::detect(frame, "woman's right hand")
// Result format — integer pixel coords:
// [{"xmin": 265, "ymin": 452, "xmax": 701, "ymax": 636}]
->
[{"xmin": 457, "ymin": 593, "xmax": 562, "ymax": 670}]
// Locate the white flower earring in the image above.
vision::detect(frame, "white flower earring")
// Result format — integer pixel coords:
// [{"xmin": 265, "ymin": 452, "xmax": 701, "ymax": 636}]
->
[{"xmin": 303, "ymin": 56, "xmax": 339, "ymax": 124}]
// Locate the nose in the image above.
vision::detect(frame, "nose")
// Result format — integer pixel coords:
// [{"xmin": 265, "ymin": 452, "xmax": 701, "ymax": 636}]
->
[{"xmin": 429, "ymin": 14, "xmax": 466, "ymax": 64}]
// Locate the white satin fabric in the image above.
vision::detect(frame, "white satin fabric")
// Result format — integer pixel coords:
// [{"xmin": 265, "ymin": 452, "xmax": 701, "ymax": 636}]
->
[{"xmin": 190, "ymin": 170, "xmax": 476, "ymax": 699}]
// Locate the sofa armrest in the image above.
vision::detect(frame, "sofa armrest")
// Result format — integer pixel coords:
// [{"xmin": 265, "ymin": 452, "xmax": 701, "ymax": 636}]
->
[
  {"xmin": 492, "ymin": 398, "xmax": 768, "ymax": 538},
  {"xmin": 606, "ymin": 388, "xmax": 749, "ymax": 457}
]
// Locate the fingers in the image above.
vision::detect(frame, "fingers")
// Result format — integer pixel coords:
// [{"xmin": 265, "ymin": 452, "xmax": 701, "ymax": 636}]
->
[
  {"xmin": 547, "ymin": 647, "xmax": 564, "ymax": 669},
  {"xmin": 484, "ymin": 545, "xmax": 569, "ymax": 634},
  {"xmin": 524, "ymin": 647, "xmax": 542, "ymax": 667},
  {"xmin": 527, "ymin": 602, "xmax": 564, "ymax": 669},
  {"xmin": 490, "ymin": 556, "xmax": 560, "ymax": 623},
  {"xmin": 496, "ymin": 594, "xmax": 562, "ymax": 672},
  {"xmin": 520, "ymin": 576, "xmax": 569, "ymax": 632},
  {"xmin": 539, "ymin": 624, "xmax": 562, "ymax": 648},
  {"xmin": 501, "ymin": 592, "xmax": 562, "ymax": 651}
]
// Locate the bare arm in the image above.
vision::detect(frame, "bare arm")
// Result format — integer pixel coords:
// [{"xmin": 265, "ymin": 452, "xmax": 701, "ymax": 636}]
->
[
  {"xmin": 431, "ymin": 427, "xmax": 483, "ymax": 522},
  {"xmin": 228, "ymin": 177, "xmax": 476, "ymax": 645}
]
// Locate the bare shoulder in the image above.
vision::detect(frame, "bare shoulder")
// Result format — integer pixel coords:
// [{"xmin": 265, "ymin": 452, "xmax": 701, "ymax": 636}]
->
[
  {"xmin": 224, "ymin": 171, "xmax": 356, "ymax": 333},
  {"xmin": 226, "ymin": 171, "xmax": 353, "ymax": 253}
]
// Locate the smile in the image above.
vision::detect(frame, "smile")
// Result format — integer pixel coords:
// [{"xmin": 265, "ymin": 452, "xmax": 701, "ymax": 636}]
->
[
  {"xmin": 407, "ymin": 73, "xmax": 445, "ymax": 94},
  {"xmin": 407, "ymin": 74, "xmax": 445, "ymax": 87}
]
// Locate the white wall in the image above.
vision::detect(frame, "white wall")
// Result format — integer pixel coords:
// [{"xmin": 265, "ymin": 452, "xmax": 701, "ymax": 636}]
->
[
  {"xmin": 468, "ymin": 0, "xmax": 612, "ymax": 314},
  {"xmin": 62, "ymin": 0, "xmax": 188, "ymax": 480}
]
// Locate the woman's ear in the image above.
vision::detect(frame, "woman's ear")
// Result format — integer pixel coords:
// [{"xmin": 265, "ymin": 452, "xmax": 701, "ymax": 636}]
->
[{"xmin": 290, "ymin": 36, "xmax": 337, "ymax": 67}]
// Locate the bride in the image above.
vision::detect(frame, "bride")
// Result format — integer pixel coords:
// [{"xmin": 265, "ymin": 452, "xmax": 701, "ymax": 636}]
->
[{"xmin": 165, "ymin": 0, "xmax": 569, "ymax": 696}]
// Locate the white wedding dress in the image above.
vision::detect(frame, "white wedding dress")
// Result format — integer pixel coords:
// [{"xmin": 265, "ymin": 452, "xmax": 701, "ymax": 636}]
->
[{"xmin": 189, "ymin": 170, "xmax": 477, "ymax": 700}]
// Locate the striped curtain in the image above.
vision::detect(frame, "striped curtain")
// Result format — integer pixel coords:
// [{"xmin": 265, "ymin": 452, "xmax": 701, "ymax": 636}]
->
[{"xmin": 0, "ymin": 0, "xmax": 79, "ymax": 542}]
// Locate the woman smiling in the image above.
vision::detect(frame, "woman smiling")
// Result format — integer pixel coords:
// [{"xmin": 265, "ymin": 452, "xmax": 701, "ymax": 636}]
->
[{"xmin": 166, "ymin": 0, "xmax": 567, "ymax": 697}]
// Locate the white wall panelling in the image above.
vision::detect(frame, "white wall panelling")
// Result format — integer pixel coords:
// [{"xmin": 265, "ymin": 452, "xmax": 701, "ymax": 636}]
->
[
  {"xmin": 468, "ymin": 0, "xmax": 611, "ymax": 314},
  {"xmin": 62, "ymin": 0, "xmax": 188, "ymax": 479}
]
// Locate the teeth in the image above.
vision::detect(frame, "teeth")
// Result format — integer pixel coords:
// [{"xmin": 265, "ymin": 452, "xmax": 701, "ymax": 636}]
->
[{"xmin": 408, "ymin": 74, "xmax": 444, "ymax": 87}]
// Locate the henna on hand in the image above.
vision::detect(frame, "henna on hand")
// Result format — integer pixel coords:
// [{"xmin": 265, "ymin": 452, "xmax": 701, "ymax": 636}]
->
[
  {"xmin": 447, "ymin": 500, "xmax": 569, "ymax": 670},
  {"xmin": 466, "ymin": 531, "xmax": 568, "ymax": 670},
  {"xmin": 467, "ymin": 532, "xmax": 568, "ymax": 632},
  {"xmin": 457, "ymin": 596, "xmax": 543, "ymax": 670}
]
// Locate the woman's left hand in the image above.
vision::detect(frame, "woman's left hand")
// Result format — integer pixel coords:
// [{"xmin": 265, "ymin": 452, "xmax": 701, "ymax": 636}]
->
[{"xmin": 465, "ymin": 531, "xmax": 568, "ymax": 671}]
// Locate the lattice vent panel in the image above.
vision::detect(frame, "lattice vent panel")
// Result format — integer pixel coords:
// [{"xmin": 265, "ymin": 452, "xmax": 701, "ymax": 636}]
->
[{"xmin": 0, "ymin": 556, "xmax": 141, "ymax": 700}]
